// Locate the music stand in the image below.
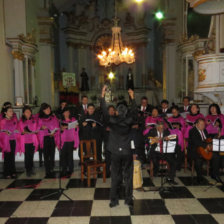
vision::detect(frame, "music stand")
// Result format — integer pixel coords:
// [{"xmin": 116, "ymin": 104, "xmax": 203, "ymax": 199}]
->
[
  {"xmin": 159, "ymin": 140, "xmax": 176, "ymax": 193},
  {"xmin": 146, "ymin": 138, "xmax": 176, "ymax": 193},
  {"xmin": 40, "ymin": 125, "xmax": 74, "ymax": 201}
]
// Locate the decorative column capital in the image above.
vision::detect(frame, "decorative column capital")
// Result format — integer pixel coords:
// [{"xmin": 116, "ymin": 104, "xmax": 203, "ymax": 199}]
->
[{"xmin": 12, "ymin": 51, "xmax": 24, "ymax": 60}]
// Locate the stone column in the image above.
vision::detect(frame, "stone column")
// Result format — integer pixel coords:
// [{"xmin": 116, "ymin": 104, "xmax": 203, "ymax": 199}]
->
[{"xmin": 12, "ymin": 51, "xmax": 25, "ymax": 103}]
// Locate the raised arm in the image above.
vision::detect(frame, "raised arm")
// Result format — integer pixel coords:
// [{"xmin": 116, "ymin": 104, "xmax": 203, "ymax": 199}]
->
[{"xmin": 100, "ymin": 85, "xmax": 110, "ymax": 120}]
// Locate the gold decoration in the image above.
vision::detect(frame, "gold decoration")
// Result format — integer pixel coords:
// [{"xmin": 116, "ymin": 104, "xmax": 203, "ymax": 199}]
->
[
  {"xmin": 12, "ymin": 51, "xmax": 24, "ymax": 60},
  {"xmin": 193, "ymin": 50, "xmax": 205, "ymax": 59},
  {"xmin": 18, "ymin": 29, "xmax": 36, "ymax": 44},
  {"xmin": 198, "ymin": 69, "xmax": 206, "ymax": 82}
]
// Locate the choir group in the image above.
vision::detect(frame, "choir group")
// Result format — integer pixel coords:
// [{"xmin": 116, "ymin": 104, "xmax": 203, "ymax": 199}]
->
[{"xmin": 0, "ymin": 90, "xmax": 224, "ymax": 202}]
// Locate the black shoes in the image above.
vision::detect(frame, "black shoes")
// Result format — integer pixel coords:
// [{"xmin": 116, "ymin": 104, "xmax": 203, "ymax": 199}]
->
[
  {"xmin": 125, "ymin": 199, "xmax": 134, "ymax": 207},
  {"xmin": 109, "ymin": 200, "xmax": 119, "ymax": 208}
]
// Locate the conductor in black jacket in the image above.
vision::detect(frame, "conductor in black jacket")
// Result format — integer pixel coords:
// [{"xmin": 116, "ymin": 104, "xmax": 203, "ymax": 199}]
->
[
  {"xmin": 100, "ymin": 85, "xmax": 137, "ymax": 208},
  {"xmin": 188, "ymin": 118, "xmax": 222, "ymax": 184}
]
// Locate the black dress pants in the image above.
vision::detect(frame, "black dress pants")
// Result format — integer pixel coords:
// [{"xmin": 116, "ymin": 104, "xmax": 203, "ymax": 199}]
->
[
  {"xmin": 25, "ymin": 143, "xmax": 35, "ymax": 172},
  {"xmin": 61, "ymin": 141, "xmax": 74, "ymax": 173},
  {"xmin": 150, "ymin": 150, "xmax": 176, "ymax": 179},
  {"xmin": 110, "ymin": 153, "xmax": 133, "ymax": 202},
  {"xmin": 4, "ymin": 140, "xmax": 16, "ymax": 177},
  {"xmin": 43, "ymin": 136, "xmax": 55, "ymax": 175}
]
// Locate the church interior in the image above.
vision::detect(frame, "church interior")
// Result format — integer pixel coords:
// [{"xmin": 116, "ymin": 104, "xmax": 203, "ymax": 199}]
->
[{"xmin": 0, "ymin": 0, "xmax": 224, "ymax": 223}]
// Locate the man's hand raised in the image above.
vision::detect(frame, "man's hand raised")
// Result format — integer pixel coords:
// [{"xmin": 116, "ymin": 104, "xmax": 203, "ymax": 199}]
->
[
  {"xmin": 101, "ymin": 85, "xmax": 107, "ymax": 98},
  {"xmin": 128, "ymin": 89, "xmax": 134, "ymax": 100}
]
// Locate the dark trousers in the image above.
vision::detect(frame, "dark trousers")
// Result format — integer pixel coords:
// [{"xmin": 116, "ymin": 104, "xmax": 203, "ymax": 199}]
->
[
  {"xmin": 104, "ymin": 142, "xmax": 111, "ymax": 175},
  {"xmin": 4, "ymin": 140, "xmax": 16, "ymax": 177},
  {"xmin": 211, "ymin": 152, "xmax": 221, "ymax": 177},
  {"xmin": 39, "ymin": 146, "xmax": 43, "ymax": 164},
  {"xmin": 25, "ymin": 144, "xmax": 35, "ymax": 172},
  {"xmin": 176, "ymin": 146, "xmax": 184, "ymax": 170},
  {"xmin": 150, "ymin": 150, "xmax": 176, "ymax": 179},
  {"xmin": 192, "ymin": 151, "xmax": 220, "ymax": 178},
  {"xmin": 43, "ymin": 136, "xmax": 55, "ymax": 175},
  {"xmin": 110, "ymin": 153, "xmax": 133, "ymax": 202},
  {"xmin": 61, "ymin": 141, "xmax": 74, "ymax": 173}
]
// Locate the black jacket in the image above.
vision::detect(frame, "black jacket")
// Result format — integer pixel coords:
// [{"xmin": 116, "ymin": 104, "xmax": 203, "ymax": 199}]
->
[
  {"xmin": 188, "ymin": 127, "xmax": 208, "ymax": 159},
  {"xmin": 100, "ymin": 97, "xmax": 138, "ymax": 155},
  {"xmin": 179, "ymin": 105, "xmax": 191, "ymax": 113},
  {"xmin": 79, "ymin": 112, "xmax": 102, "ymax": 140}
]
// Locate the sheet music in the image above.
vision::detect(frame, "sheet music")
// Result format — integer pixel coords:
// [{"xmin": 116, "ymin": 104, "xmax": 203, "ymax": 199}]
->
[
  {"xmin": 163, "ymin": 141, "xmax": 176, "ymax": 153},
  {"xmin": 68, "ymin": 120, "xmax": 79, "ymax": 130},
  {"xmin": 85, "ymin": 119, "xmax": 103, "ymax": 126},
  {"xmin": 180, "ymin": 112, "xmax": 189, "ymax": 119},
  {"xmin": 49, "ymin": 128, "xmax": 59, "ymax": 135},
  {"xmin": 213, "ymin": 139, "xmax": 224, "ymax": 152},
  {"xmin": 166, "ymin": 113, "xmax": 173, "ymax": 118},
  {"xmin": 146, "ymin": 123, "xmax": 156, "ymax": 127}
]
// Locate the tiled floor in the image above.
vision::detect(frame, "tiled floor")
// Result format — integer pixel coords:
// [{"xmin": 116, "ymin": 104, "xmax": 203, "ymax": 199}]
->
[{"xmin": 0, "ymin": 164, "xmax": 223, "ymax": 224}]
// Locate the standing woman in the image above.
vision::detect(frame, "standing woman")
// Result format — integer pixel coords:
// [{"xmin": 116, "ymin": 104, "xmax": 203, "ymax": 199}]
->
[
  {"xmin": 19, "ymin": 106, "xmax": 39, "ymax": 177},
  {"xmin": 0, "ymin": 106, "xmax": 19, "ymax": 178},
  {"xmin": 143, "ymin": 107, "xmax": 162, "ymax": 136},
  {"xmin": 38, "ymin": 103, "xmax": 59, "ymax": 178},
  {"xmin": 60, "ymin": 107, "xmax": 79, "ymax": 177},
  {"xmin": 205, "ymin": 104, "xmax": 222, "ymax": 138},
  {"xmin": 184, "ymin": 104, "xmax": 204, "ymax": 139}
]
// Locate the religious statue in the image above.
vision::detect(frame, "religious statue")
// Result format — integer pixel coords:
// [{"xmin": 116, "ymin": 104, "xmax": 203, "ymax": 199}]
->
[
  {"xmin": 80, "ymin": 68, "xmax": 89, "ymax": 91},
  {"xmin": 126, "ymin": 68, "xmax": 134, "ymax": 90}
]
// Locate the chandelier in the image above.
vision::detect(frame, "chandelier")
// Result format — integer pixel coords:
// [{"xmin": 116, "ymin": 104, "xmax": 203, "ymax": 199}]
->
[{"xmin": 97, "ymin": 17, "xmax": 135, "ymax": 67}]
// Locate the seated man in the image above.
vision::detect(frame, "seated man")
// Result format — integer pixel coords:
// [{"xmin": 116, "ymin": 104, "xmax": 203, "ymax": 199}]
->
[
  {"xmin": 188, "ymin": 118, "xmax": 222, "ymax": 184},
  {"xmin": 146, "ymin": 121, "xmax": 177, "ymax": 185}
]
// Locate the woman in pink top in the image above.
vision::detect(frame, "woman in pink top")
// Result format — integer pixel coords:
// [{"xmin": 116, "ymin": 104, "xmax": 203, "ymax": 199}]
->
[
  {"xmin": 205, "ymin": 104, "xmax": 222, "ymax": 138},
  {"xmin": 38, "ymin": 103, "xmax": 60, "ymax": 178},
  {"xmin": 144, "ymin": 107, "xmax": 162, "ymax": 136},
  {"xmin": 19, "ymin": 106, "xmax": 39, "ymax": 177},
  {"xmin": 184, "ymin": 104, "xmax": 204, "ymax": 139},
  {"xmin": 0, "ymin": 106, "xmax": 19, "ymax": 178},
  {"xmin": 60, "ymin": 107, "xmax": 79, "ymax": 177}
]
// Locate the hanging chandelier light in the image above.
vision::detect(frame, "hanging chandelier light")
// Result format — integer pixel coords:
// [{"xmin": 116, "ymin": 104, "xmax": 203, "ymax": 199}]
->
[{"xmin": 97, "ymin": 3, "xmax": 135, "ymax": 67}]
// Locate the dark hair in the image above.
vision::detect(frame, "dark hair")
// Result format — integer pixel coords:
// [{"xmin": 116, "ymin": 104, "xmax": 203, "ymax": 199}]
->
[
  {"xmin": 190, "ymin": 103, "xmax": 200, "ymax": 115},
  {"xmin": 161, "ymin": 99, "xmax": 169, "ymax": 105},
  {"xmin": 195, "ymin": 118, "xmax": 205, "ymax": 124},
  {"xmin": 87, "ymin": 103, "xmax": 95, "ymax": 108},
  {"xmin": 21, "ymin": 106, "xmax": 32, "ymax": 121},
  {"xmin": 81, "ymin": 95, "xmax": 88, "ymax": 100},
  {"xmin": 2, "ymin": 106, "xmax": 13, "ymax": 118},
  {"xmin": 117, "ymin": 100, "xmax": 128, "ymax": 108},
  {"xmin": 60, "ymin": 100, "xmax": 67, "ymax": 105},
  {"xmin": 61, "ymin": 107, "xmax": 72, "ymax": 120},
  {"xmin": 107, "ymin": 105, "xmax": 115, "ymax": 111},
  {"xmin": 171, "ymin": 105, "xmax": 180, "ymax": 112},
  {"xmin": 141, "ymin": 96, "xmax": 148, "ymax": 101},
  {"xmin": 183, "ymin": 96, "xmax": 190, "ymax": 101},
  {"xmin": 151, "ymin": 106, "xmax": 159, "ymax": 113},
  {"xmin": 39, "ymin": 103, "xmax": 52, "ymax": 118},
  {"xmin": 1, "ymin": 101, "xmax": 12, "ymax": 113},
  {"xmin": 208, "ymin": 103, "xmax": 221, "ymax": 115}
]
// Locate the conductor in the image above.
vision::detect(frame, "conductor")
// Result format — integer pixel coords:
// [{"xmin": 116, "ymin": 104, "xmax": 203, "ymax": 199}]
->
[{"xmin": 100, "ymin": 85, "xmax": 138, "ymax": 208}]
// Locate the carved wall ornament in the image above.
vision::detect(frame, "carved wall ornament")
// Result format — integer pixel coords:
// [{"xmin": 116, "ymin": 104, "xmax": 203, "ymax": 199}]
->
[
  {"xmin": 11, "ymin": 51, "xmax": 24, "ymax": 61},
  {"xmin": 193, "ymin": 50, "xmax": 205, "ymax": 59},
  {"xmin": 198, "ymin": 68, "xmax": 206, "ymax": 82}
]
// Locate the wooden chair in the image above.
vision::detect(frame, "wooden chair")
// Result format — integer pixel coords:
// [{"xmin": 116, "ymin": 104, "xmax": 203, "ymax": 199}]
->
[{"xmin": 80, "ymin": 139, "xmax": 106, "ymax": 187}]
